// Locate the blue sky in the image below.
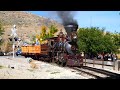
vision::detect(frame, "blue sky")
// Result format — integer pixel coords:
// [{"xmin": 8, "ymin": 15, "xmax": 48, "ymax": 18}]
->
[{"xmin": 27, "ymin": 11, "xmax": 120, "ymax": 33}]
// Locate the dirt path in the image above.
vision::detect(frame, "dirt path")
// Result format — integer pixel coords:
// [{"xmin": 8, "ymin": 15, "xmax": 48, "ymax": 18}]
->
[{"xmin": 0, "ymin": 57, "xmax": 87, "ymax": 79}]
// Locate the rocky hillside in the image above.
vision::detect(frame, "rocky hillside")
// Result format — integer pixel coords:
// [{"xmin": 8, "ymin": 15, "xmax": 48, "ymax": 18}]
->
[
  {"xmin": 0, "ymin": 11, "xmax": 66, "ymax": 52},
  {"xmin": 0, "ymin": 11, "xmax": 63, "ymax": 26},
  {"xmin": 0, "ymin": 11, "xmax": 66, "ymax": 37}
]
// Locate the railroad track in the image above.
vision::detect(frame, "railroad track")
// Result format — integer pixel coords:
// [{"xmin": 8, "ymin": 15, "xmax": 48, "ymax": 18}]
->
[
  {"xmin": 71, "ymin": 66, "xmax": 120, "ymax": 79},
  {"xmin": 33, "ymin": 59, "xmax": 120, "ymax": 79}
]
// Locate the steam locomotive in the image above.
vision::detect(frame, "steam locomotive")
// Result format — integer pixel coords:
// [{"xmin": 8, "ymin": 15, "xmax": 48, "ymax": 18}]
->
[
  {"xmin": 49, "ymin": 23, "xmax": 83, "ymax": 66},
  {"xmin": 21, "ymin": 23, "xmax": 84, "ymax": 67}
]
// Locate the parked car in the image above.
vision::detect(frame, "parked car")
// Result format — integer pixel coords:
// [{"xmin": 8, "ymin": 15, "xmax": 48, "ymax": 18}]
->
[
  {"xmin": 6, "ymin": 52, "xmax": 13, "ymax": 56},
  {"xmin": 16, "ymin": 49, "xmax": 22, "ymax": 56}
]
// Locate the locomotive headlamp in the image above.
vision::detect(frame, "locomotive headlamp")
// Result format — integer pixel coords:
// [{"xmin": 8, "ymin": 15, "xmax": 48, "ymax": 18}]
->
[
  {"xmin": 66, "ymin": 25, "xmax": 74, "ymax": 27},
  {"xmin": 73, "ymin": 35, "xmax": 77, "ymax": 39},
  {"xmin": 72, "ymin": 35, "xmax": 77, "ymax": 43}
]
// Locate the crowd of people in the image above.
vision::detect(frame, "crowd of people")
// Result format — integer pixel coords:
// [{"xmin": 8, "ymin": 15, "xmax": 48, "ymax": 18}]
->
[{"xmin": 97, "ymin": 53, "xmax": 118, "ymax": 61}]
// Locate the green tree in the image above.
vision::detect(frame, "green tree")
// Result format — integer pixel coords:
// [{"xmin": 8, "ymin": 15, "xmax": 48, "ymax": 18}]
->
[
  {"xmin": 48, "ymin": 25, "xmax": 58, "ymax": 38},
  {"xmin": 77, "ymin": 27, "xmax": 117, "ymax": 57},
  {"xmin": 44, "ymin": 24, "xmax": 58, "ymax": 39},
  {"xmin": 111, "ymin": 32, "xmax": 120, "ymax": 53},
  {"xmin": 102, "ymin": 33, "xmax": 117, "ymax": 53},
  {"xmin": 42, "ymin": 25, "xmax": 58, "ymax": 41},
  {"xmin": 41, "ymin": 26, "xmax": 47, "ymax": 41},
  {"xmin": 33, "ymin": 25, "xmax": 58, "ymax": 44}
]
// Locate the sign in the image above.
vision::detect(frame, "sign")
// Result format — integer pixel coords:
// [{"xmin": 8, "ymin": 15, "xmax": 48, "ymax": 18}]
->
[{"xmin": 11, "ymin": 25, "xmax": 17, "ymax": 37}]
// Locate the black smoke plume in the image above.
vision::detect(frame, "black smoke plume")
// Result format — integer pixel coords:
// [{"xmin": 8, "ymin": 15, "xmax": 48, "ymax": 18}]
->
[
  {"xmin": 56, "ymin": 11, "xmax": 78, "ymax": 35},
  {"xmin": 56, "ymin": 11, "xmax": 77, "ymax": 25}
]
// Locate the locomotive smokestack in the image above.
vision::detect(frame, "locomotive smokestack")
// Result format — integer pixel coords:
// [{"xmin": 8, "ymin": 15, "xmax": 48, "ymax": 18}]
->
[{"xmin": 56, "ymin": 11, "xmax": 78, "ymax": 35}]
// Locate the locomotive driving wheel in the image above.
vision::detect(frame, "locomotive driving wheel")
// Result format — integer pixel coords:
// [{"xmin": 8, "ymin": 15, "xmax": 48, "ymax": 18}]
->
[{"xmin": 57, "ymin": 52, "xmax": 66, "ymax": 67}]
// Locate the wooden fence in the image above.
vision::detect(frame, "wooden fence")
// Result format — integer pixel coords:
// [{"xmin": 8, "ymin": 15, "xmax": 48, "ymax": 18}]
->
[{"xmin": 84, "ymin": 58, "xmax": 116, "ymax": 70}]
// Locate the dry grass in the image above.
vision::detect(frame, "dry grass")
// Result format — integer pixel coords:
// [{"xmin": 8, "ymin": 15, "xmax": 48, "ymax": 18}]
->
[
  {"xmin": 0, "ymin": 65, "xmax": 4, "ymax": 69},
  {"xmin": 29, "ymin": 60, "xmax": 39, "ymax": 69}
]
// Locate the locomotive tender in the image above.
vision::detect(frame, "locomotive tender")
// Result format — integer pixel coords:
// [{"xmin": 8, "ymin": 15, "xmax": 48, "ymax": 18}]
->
[{"xmin": 21, "ymin": 23, "xmax": 83, "ymax": 67}]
